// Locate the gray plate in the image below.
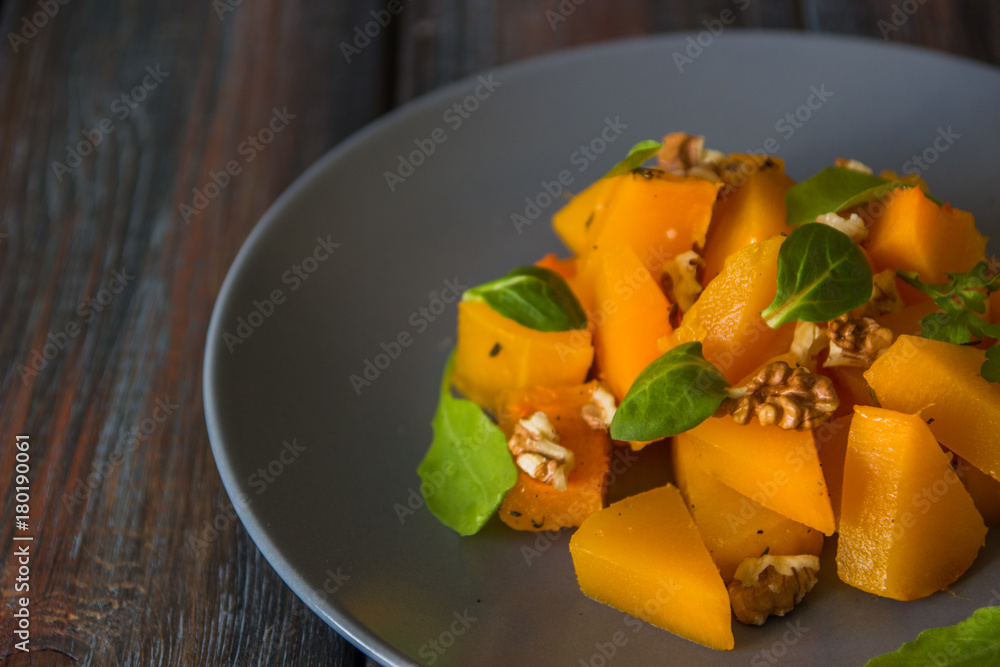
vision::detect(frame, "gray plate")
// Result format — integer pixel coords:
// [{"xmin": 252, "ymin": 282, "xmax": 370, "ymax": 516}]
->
[{"xmin": 204, "ymin": 32, "xmax": 1000, "ymax": 667}]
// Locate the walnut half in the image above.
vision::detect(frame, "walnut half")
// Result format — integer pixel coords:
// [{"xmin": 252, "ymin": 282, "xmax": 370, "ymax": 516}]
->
[
  {"xmin": 824, "ymin": 314, "xmax": 894, "ymax": 369},
  {"xmin": 715, "ymin": 361, "xmax": 839, "ymax": 430},
  {"xmin": 728, "ymin": 554, "xmax": 820, "ymax": 626},
  {"xmin": 507, "ymin": 412, "xmax": 575, "ymax": 491}
]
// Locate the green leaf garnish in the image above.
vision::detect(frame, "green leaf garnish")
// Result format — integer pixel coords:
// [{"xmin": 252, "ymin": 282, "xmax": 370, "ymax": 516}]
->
[
  {"xmin": 898, "ymin": 261, "xmax": 1000, "ymax": 383},
  {"xmin": 463, "ymin": 266, "xmax": 588, "ymax": 332},
  {"xmin": 603, "ymin": 140, "xmax": 663, "ymax": 179},
  {"xmin": 784, "ymin": 166, "xmax": 913, "ymax": 226},
  {"xmin": 609, "ymin": 342, "xmax": 729, "ymax": 441},
  {"xmin": 761, "ymin": 223, "xmax": 873, "ymax": 329},
  {"xmin": 864, "ymin": 606, "xmax": 1000, "ymax": 666},
  {"xmin": 417, "ymin": 354, "xmax": 518, "ymax": 536}
]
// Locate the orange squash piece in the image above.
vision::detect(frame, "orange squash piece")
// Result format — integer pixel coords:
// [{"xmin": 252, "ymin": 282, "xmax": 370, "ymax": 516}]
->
[
  {"xmin": 552, "ymin": 176, "xmax": 621, "ymax": 257},
  {"xmin": 702, "ymin": 155, "xmax": 795, "ymax": 284},
  {"xmin": 496, "ymin": 383, "xmax": 611, "ymax": 531},
  {"xmin": 673, "ymin": 433, "xmax": 824, "ymax": 582},
  {"xmin": 990, "ymin": 288, "xmax": 1000, "ymax": 325},
  {"xmin": 585, "ymin": 169, "xmax": 720, "ymax": 274},
  {"xmin": 592, "ymin": 244, "xmax": 673, "ymax": 402},
  {"xmin": 865, "ymin": 187, "xmax": 986, "ymax": 286},
  {"xmin": 865, "ymin": 335, "xmax": 1000, "ymax": 481},
  {"xmin": 452, "ymin": 301, "xmax": 593, "ymax": 410},
  {"xmin": 837, "ymin": 406, "xmax": 986, "ymax": 601},
  {"xmin": 569, "ymin": 484, "xmax": 734, "ymax": 651},
  {"xmin": 679, "ymin": 416, "xmax": 836, "ymax": 535},
  {"xmin": 663, "ymin": 237, "xmax": 796, "ymax": 384}
]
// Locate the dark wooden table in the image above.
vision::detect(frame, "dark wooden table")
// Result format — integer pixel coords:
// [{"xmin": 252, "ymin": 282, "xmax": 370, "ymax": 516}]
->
[{"xmin": 0, "ymin": 1, "xmax": 996, "ymax": 664}]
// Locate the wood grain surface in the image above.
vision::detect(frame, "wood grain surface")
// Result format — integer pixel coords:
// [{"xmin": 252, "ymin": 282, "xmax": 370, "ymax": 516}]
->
[{"xmin": 0, "ymin": 1, "xmax": 996, "ymax": 665}]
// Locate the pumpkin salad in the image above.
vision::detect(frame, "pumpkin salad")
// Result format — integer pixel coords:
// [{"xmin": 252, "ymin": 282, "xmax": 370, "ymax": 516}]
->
[{"xmin": 417, "ymin": 133, "xmax": 1000, "ymax": 654}]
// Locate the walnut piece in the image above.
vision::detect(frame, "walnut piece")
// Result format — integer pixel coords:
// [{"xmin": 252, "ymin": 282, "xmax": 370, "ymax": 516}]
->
[
  {"xmin": 814, "ymin": 211, "xmax": 868, "ymax": 242},
  {"xmin": 824, "ymin": 314, "xmax": 894, "ymax": 368},
  {"xmin": 661, "ymin": 250, "xmax": 704, "ymax": 312},
  {"xmin": 657, "ymin": 133, "xmax": 725, "ymax": 183},
  {"xmin": 834, "ymin": 157, "xmax": 874, "ymax": 174},
  {"xmin": 853, "ymin": 269, "xmax": 904, "ymax": 318},
  {"xmin": 507, "ymin": 412, "xmax": 575, "ymax": 491},
  {"xmin": 728, "ymin": 554, "xmax": 820, "ymax": 626},
  {"xmin": 581, "ymin": 385, "xmax": 617, "ymax": 432},
  {"xmin": 715, "ymin": 361, "xmax": 839, "ymax": 430}
]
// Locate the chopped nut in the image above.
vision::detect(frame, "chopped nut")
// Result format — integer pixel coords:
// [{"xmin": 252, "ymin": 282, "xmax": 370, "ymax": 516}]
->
[
  {"xmin": 657, "ymin": 133, "xmax": 725, "ymax": 183},
  {"xmin": 834, "ymin": 157, "xmax": 874, "ymax": 174},
  {"xmin": 790, "ymin": 321, "xmax": 826, "ymax": 369},
  {"xmin": 662, "ymin": 250, "xmax": 704, "ymax": 312},
  {"xmin": 814, "ymin": 211, "xmax": 868, "ymax": 242},
  {"xmin": 853, "ymin": 269, "xmax": 904, "ymax": 318},
  {"xmin": 715, "ymin": 361, "xmax": 838, "ymax": 430},
  {"xmin": 581, "ymin": 385, "xmax": 617, "ymax": 432},
  {"xmin": 507, "ymin": 412, "xmax": 575, "ymax": 491},
  {"xmin": 824, "ymin": 314, "xmax": 894, "ymax": 368},
  {"xmin": 728, "ymin": 554, "xmax": 820, "ymax": 626}
]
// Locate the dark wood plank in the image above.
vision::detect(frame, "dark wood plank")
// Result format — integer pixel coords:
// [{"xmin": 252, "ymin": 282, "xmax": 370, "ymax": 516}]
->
[{"xmin": 0, "ymin": 0, "xmax": 389, "ymax": 664}]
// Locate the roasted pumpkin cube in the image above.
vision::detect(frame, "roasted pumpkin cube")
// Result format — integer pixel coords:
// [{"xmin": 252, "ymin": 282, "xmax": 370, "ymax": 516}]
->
[
  {"xmin": 570, "ymin": 484, "xmax": 734, "ymax": 650},
  {"xmin": 837, "ymin": 406, "xmax": 986, "ymax": 601},
  {"xmin": 497, "ymin": 382, "xmax": 611, "ymax": 531}
]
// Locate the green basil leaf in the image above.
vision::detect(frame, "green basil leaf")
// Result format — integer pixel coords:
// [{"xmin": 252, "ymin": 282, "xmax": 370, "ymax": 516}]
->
[
  {"xmin": 463, "ymin": 265, "xmax": 587, "ymax": 332},
  {"xmin": 762, "ymin": 223, "xmax": 873, "ymax": 329},
  {"xmin": 609, "ymin": 342, "xmax": 729, "ymax": 441},
  {"xmin": 865, "ymin": 606, "xmax": 1000, "ymax": 666},
  {"xmin": 417, "ymin": 354, "xmax": 518, "ymax": 536},
  {"xmin": 983, "ymin": 346, "xmax": 1000, "ymax": 383},
  {"xmin": 785, "ymin": 166, "xmax": 912, "ymax": 226},
  {"xmin": 898, "ymin": 264, "xmax": 1000, "ymax": 383},
  {"xmin": 603, "ymin": 140, "xmax": 663, "ymax": 179}
]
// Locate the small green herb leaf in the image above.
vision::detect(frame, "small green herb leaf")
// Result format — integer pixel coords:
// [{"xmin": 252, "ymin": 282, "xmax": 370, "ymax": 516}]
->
[
  {"xmin": 785, "ymin": 166, "xmax": 912, "ymax": 226},
  {"xmin": 761, "ymin": 223, "xmax": 873, "ymax": 329},
  {"xmin": 417, "ymin": 354, "xmax": 518, "ymax": 536},
  {"xmin": 898, "ymin": 262, "xmax": 1000, "ymax": 383},
  {"xmin": 609, "ymin": 342, "xmax": 729, "ymax": 441},
  {"xmin": 463, "ymin": 266, "xmax": 588, "ymax": 332},
  {"xmin": 864, "ymin": 606, "xmax": 1000, "ymax": 666},
  {"xmin": 603, "ymin": 140, "xmax": 663, "ymax": 179}
]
